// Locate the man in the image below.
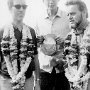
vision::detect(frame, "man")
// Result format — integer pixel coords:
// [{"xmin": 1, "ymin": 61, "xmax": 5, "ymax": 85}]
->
[
  {"xmin": 64, "ymin": 0, "xmax": 90, "ymax": 89},
  {"xmin": 0, "ymin": 0, "xmax": 40, "ymax": 90},
  {"xmin": 35, "ymin": 0, "xmax": 70, "ymax": 90}
]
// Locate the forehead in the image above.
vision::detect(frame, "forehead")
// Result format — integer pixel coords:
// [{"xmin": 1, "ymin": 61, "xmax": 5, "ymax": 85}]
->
[
  {"xmin": 13, "ymin": 0, "xmax": 26, "ymax": 5},
  {"xmin": 67, "ymin": 5, "xmax": 80, "ymax": 13}
]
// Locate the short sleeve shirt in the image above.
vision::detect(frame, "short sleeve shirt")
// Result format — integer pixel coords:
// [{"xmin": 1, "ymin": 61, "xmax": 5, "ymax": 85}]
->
[{"xmin": 35, "ymin": 9, "xmax": 70, "ymax": 73}]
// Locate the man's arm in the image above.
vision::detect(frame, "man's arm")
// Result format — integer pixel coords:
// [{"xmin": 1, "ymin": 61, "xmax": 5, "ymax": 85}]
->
[
  {"xmin": 33, "ymin": 54, "xmax": 40, "ymax": 90},
  {"xmin": 33, "ymin": 54, "xmax": 40, "ymax": 81},
  {"xmin": 0, "ymin": 28, "xmax": 4, "ymax": 73}
]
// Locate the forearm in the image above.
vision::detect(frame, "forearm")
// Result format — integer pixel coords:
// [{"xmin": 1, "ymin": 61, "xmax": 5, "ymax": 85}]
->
[
  {"xmin": 34, "ymin": 55, "xmax": 40, "ymax": 80},
  {"xmin": 0, "ymin": 57, "xmax": 1, "ymax": 70}
]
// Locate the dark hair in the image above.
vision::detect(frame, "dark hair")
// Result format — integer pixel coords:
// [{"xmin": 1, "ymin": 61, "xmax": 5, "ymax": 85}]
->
[{"xmin": 65, "ymin": 0, "xmax": 88, "ymax": 18}]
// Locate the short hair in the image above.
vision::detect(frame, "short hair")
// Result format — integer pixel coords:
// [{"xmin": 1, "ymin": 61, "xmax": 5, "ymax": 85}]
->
[
  {"xmin": 7, "ymin": 0, "xmax": 14, "ymax": 9},
  {"xmin": 65, "ymin": 0, "xmax": 88, "ymax": 18}
]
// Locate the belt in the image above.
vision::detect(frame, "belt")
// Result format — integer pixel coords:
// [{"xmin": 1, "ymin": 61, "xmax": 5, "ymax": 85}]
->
[{"xmin": 40, "ymin": 69, "xmax": 64, "ymax": 74}]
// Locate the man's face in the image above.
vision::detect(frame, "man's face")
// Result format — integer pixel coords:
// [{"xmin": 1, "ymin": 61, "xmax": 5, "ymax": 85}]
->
[
  {"xmin": 66, "ymin": 5, "xmax": 83, "ymax": 29},
  {"xmin": 11, "ymin": 0, "xmax": 27, "ymax": 22},
  {"xmin": 43, "ymin": 0, "xmax": 59, "ymax": 10}
]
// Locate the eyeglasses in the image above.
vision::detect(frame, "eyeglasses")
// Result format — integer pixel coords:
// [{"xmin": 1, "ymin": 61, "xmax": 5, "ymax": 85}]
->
[{"xmin": 13, "ymin": 4, "xmax": 27, "ymax": 9}]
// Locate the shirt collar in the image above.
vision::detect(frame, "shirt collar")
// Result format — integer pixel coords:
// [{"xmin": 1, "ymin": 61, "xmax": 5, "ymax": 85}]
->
[{"xmin": 44, "ymin": 8, "xmax": 61, "ymax": 19}]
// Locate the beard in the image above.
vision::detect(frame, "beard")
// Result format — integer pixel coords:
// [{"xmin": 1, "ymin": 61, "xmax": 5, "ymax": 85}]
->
[
  {"xmin": 70, "ymin": 22, "xmax": 80, "ymax": 29},
  {"xmin": 70, "ymin": 14, "xmax": 83, "ymax": 29},
  {"xmin": 70, "ymin": 23, "xmax": 77, "ymax": 29}
]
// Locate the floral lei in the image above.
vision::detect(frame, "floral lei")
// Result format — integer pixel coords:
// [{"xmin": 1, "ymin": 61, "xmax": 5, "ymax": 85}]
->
[
  {"xmin": 64, "ymin": 35, "xmax": 88, "ymax": 89},
  {"xmin": 1, "ymin": 24, "xmax": 34, "ymax": 90}
]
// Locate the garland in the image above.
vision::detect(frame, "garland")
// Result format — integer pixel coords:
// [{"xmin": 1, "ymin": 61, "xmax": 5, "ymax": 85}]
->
[
  {"xmin": 1, "ymin": 24, "xmax": 34, "ymax": 90},
  {"xmin": 64, "ymin": 37, "xmax": 88, "ymax": 89}
]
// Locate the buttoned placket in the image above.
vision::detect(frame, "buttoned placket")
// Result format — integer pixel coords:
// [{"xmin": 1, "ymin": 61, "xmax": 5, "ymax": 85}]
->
[
  {"xmin": 47, "ymin": 16, "xmax": 61, "ymax": 73},
  {"xmin": 45, "ymin": 17, "xmax": 55, "ymax": 34},
  {"xmin": 49, "ymin": 15, "xmax": 58, "ymax": 34}
]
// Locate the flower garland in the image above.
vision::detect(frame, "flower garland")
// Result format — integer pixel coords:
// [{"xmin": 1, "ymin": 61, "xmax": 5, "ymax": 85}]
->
[
  {"xmin": 1, "ymin": 24, "xmax": 34, "ymax": 90},
  {"xmin": 64, "ymin": 37, "xmax": 88, "ymax": 89}
]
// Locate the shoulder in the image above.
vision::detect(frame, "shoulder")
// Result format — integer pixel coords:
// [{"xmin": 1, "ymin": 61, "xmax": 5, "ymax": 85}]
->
[
  {"xmin": 85, "ymin": 22, "xmax": 90, "ymax": 33},
  {"xmin": 0, "ymin": 24, "xmax": 11, "ymax": 41},
  {"xmin": 25, "ymin": 24, "xmax": 36, "ymax": 34},
  {"xmin": 83, "ymin": 22, "xmax": 90, "ymax": 38},
  {"xmin": 58, "ymin": 9, "xmax": 68, "ymax": 19},
  {"xmin": 25, "ymin": 25, "xmax": 36, "ymax": 39},
  {"xmin": 0, "ymin": 28, "xmax": 4, "ymax": 39}
]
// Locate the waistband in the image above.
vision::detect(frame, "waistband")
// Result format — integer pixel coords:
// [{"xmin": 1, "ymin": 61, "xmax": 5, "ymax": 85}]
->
[{"xmin": 40, "ymin": 69, "xmax": 64, "ymax": 74}]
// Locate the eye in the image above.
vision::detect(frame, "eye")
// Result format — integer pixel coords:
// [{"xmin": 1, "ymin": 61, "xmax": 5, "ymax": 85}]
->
[
  {"xmin": 67, "ymin": 14, "xmax": 69, "ymax": 16},
  {"xmin": 22, "ymin": 5, "xmax": 27, "ymax": 9}
]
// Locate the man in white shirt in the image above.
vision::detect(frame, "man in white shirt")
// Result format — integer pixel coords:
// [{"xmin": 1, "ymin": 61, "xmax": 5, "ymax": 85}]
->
[{"xmin": 35, "ymin": 0, "xmax": 70, "ymax": 90}]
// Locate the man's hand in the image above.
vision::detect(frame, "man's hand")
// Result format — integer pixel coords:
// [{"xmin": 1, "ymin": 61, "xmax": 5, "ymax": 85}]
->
[
  {"xmin": 69, "ymin": 76, "xmax": 80, "ymax": 83},
  {"xmin": 50, "ymin": 58, "xmax": 57, "ymax": 67},
  {"xmin": 55, "ymin": 36, "xmax": 64, "ymax": 48},
  {"xmin": 37, "ymin": 36, "xmax": 44, "ymax": 44}
]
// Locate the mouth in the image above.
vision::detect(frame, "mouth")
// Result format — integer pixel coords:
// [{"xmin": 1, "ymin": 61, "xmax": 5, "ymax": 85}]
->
[
  {"xmin": 18, "ymin": 13, "xmax": 24, "ymax": 16},
  {"xmin": 69, "ymin": 20, "xmax": 75, "ymax": 24},
  {"xmin": 18, "ymin": 15, "xmax": 24, "ymax": 18},
  {"xmin": 49, "ymin": 4, "xmax": 54, "ymax": 7}
]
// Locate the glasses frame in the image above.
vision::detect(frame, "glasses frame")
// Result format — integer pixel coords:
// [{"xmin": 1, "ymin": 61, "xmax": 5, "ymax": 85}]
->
[{"xmin": 13, "ymin": 4, "xmax": 28, "ymax": 10}]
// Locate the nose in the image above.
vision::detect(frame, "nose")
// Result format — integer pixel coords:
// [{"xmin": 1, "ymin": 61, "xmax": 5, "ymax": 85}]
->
[
  {"xmin": 68, "ymin": 14, "xmax": 73, "ymax": 20},
  {"xmin": 19, "ymin": 6, "xmax": 24, "ymax": 11}
]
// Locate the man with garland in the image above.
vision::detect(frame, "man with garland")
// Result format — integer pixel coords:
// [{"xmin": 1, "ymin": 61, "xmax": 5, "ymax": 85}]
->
[
  {"xmin": 35, "ymin": 0, "xmax": 70, "ymax": 90},
  {"xmin": 0, "ymin": 0, "xmax": 40, "ymax": 90},
  {"xmin": 64, "ymin": 0, "xmax": 90, "ymax": 90}
]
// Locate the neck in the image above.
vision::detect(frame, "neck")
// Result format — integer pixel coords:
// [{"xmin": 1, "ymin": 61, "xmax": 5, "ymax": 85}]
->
[
  {"xmin": 73, "ymin": 19, "xmax": 88, "ymax": 35},
  {"xmin": 47, "ymin": 7, "xmax": 58, "ymax": 19},
  {"xmin": 12, "ymin": 20, "xmax": 23, "ymax": 32},
  {"xmin": 77, "ymin": 19, "xmax": 88, "ymax": 31}
]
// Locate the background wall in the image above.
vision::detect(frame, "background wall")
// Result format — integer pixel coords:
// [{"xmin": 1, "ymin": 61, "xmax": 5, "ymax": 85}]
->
[{"xmin": 0, "ymin": 0, "xmax": 90, "ymax": 28}]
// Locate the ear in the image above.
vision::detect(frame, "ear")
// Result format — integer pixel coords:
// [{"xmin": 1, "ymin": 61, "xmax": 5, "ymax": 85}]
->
[{"xmin": 82, "ymin": 11, "xmax": 87, "ymax": 19}]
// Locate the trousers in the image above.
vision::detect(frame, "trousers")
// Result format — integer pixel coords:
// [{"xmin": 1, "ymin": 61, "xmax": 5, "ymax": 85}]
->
[{"xmin": 40, "ymin": 71, "xmax": 70, "ymax": 90}]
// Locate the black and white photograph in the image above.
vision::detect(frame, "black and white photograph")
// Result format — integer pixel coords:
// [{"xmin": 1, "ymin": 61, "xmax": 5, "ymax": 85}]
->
[{"xmin": 0, "ymin": 0, "xmax": 90, "ymax": 90}]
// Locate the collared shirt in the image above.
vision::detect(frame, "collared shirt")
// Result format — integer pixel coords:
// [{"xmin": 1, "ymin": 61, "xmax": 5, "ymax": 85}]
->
[
  {"xmin": 35, "ymin": 8, "xmax": 70, "ymax": 73},
  {"xmin": 36, "ymin": 9, "xmax": 70, "ymax": 38}
]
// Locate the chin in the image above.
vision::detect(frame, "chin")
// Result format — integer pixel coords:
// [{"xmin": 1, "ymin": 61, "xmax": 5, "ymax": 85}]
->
[
  {"xmin": 17, "ymin": 18, "xmax": 23, "ymax": 22},
  {"xmin": 70, "ymin": 24, "xmax": 76, "ymax": 29},
  {"xmin": 48, "ymin": 6, "xmax": 55, "ymax": 10}
]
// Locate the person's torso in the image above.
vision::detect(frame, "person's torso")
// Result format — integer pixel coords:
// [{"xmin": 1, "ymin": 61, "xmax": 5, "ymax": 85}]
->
[
  {"xmin": 65, "ymin": 23, "xmax": 90, "ymax": 76},
  {"xmin": 0, "ymin": 24, "xmax": 36, "ymax": 79},
  {"xmin": 36, "ymin": 10, "xmax": 70, "ymax": 38},
  {"xmin": 37, "ymin": 10, "xmax": 70, "ymax": 73}
]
